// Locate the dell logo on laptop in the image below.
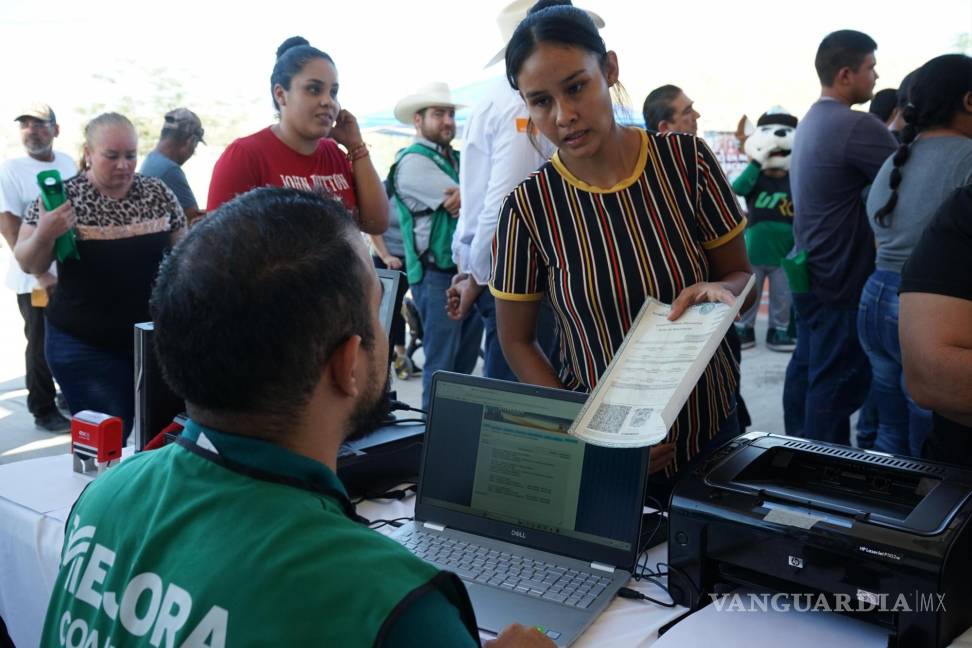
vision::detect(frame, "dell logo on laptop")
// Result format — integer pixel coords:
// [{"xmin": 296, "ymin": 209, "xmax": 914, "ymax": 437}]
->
[{"xmin": 511, "ymin": 529, "xmax": 527, "ymax": 540}]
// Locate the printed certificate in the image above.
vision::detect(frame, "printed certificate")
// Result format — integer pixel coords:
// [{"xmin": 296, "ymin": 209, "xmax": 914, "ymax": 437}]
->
[{"xmin": 568, "ymin": 275, "xmax": 755, "ymax": 448}]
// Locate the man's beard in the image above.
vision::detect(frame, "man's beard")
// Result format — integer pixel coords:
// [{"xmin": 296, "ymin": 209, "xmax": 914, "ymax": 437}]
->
[
  {"xmin": 421, "ymin": 126, "xmax": 454, "ymax": 148},
  {"xmin": 25, "ymin": 138, "xmax": 50, "ymax": 157},
  {"xmin": 344, "ymin": 363, "xmax": 390, "ymax": 442}
]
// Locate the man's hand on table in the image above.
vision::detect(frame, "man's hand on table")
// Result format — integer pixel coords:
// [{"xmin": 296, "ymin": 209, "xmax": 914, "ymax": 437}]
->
[{"xmin": 485, "ymin": 623, "xmax": 557, "ymax": 647}]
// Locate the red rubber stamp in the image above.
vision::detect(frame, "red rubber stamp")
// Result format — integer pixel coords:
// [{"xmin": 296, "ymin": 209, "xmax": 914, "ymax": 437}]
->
[{"xmin": 71, "ymin": 411, "xmax": 122, "ymax": 474}]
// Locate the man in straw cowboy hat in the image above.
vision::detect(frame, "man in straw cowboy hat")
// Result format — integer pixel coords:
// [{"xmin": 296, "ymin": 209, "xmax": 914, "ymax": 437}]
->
[
  {"xmin": 447, "ymin": 0, "xmax": 604, "ymax": 381},
  {"xmin": 389, "ymin": 82, "xmax": 483, "ymax": 411}
]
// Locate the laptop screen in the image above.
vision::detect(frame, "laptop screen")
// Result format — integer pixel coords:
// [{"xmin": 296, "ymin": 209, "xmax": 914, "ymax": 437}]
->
[
  {"xmin": 416, "ymin": 374, "xmax": 648, "ymax": 567},
  {"xmin": 375, "ymin": 268, "xmax": 405, "ymax": 340}
]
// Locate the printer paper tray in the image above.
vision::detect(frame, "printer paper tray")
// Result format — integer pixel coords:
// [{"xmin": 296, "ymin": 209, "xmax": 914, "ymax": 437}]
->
[
  {"xmin": 715, "ymin": 563, "xmax": 896, "ymax": 630},
  {"xmin": 705, "ymin": 441, "xmax": 972, "ymax": 535}
]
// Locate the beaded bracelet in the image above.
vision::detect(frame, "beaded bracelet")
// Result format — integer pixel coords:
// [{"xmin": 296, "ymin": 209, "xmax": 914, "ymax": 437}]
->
[{"xmin": 346, "ymin": 142, "xmax": 369, "ymax": 162}]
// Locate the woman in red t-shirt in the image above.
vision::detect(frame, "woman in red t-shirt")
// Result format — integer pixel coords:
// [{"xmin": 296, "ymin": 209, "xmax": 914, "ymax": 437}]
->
[{"xmin": 207, "ymin": 36, "xmax": 388, "ymax": 234}]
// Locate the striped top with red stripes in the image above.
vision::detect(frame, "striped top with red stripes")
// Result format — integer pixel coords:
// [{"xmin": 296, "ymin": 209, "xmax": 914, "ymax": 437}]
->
[{"xmin": 490, "ymin": 129, "xmax": 746, "ymax": 471}]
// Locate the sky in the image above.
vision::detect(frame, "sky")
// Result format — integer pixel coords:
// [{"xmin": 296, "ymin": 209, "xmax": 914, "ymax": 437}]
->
[{"xmin": 0, "ymin": 0, "xmax": 969, "ymax": 187}]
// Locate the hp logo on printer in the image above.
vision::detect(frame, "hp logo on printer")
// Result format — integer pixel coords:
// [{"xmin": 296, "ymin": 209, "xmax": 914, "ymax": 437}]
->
[
  {"xmin": 788, "ymin": 556, "xmax": 804, "ymax": 569},
  {"xmin": 511, "ymin": 529, "xmax": 527, "ymax": 540}
]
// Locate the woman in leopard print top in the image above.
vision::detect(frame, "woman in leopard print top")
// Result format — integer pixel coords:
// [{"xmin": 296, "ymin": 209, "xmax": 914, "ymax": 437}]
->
[{"xmin": 15, "ymin": 112, "xmax": 186, "ymax": 442}]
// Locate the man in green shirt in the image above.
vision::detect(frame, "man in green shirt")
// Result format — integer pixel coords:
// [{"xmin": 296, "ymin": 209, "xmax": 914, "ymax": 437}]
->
[{"xmin": 41, "ymin": 188, "xmax": 552, "ymax": 647}]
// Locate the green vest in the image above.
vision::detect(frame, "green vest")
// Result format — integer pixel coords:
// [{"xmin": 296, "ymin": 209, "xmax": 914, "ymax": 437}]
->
[
  {"xmin": 389, "ymin": 144, "xmax": 460, "ymax": 284},
  {"xmin": 41, "ymin": 422, "xmax": 478, "ymax": 647}
]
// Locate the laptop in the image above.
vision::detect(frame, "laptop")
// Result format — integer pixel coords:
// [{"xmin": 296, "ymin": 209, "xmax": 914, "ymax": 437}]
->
[{"xmin": 391, "ymin": 372, "xmax": 650, "ymax": 646}]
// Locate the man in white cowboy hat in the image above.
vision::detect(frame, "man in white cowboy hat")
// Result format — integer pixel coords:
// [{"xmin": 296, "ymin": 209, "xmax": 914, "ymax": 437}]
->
[
  {"xmin": 388, "ymin": 81, "xmax": 483, "ymax": 411},
  {"xmin": 447, "ymin": 0, "xmax": 604, "ymax": 381}
]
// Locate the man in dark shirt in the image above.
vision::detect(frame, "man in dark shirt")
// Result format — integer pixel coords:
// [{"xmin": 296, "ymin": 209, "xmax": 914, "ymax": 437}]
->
[
  {"xmin": 900, "ymin": 185, "xmax": 972, "ymax": 468},
  {"xmin": 868, "ymin": 88, "xmax": 898, "ymax": 126},
  {"xmin": 141, "ymin": 108, "xmax": 205, "ymax": 225},
  {"xmin": 783, "ymin": 30, "xmax": 897, "ymax": 445}
]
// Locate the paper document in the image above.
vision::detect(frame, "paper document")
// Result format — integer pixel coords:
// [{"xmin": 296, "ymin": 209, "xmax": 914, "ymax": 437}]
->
[{"xmin": 568, "ymin": 275, "xmax": 755, "ymax": 448}]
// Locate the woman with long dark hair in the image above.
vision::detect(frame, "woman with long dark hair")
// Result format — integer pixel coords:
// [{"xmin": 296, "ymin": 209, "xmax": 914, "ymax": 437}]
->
[
  {"xmin": 490, "ymin": 5, "xmax": 754, "ymax": 489},
  {"xmin": 207, "ymin": 36, "xmax": 388, "ymax": 234},
  {"xmin": 860, "ymin": 53, "xmax": 972, "ymax": 457}
]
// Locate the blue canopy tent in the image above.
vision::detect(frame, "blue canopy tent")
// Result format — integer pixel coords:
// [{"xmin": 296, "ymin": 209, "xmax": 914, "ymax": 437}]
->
[
  {"xmin": 357, "ymin": 78, "xmax": 495, "ymax": 137},
  {"xmin": 358, "ymin": 76, "xmax": 641, "ymax": 136},
  {"xmin": 357, "ymin": 76, "xmax": 643, "ymax": 178}
]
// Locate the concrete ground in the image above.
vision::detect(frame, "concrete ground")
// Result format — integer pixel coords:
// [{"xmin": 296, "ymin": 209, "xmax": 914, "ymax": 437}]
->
[{"xmin": 0, "ymin": 270, "xmax": 791, "ymax": 465}]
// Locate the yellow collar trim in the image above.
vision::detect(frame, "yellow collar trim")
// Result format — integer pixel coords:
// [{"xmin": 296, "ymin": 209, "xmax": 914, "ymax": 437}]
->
[{"xmin": 550, "ymin": 129, "xmax": 648, "ymax": 194}]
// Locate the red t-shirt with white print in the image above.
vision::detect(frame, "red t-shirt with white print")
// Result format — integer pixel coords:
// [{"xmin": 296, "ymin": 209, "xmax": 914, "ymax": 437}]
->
[{"xmin": 207, "ymin": 127, "xmax": 357, "ymax": 212}]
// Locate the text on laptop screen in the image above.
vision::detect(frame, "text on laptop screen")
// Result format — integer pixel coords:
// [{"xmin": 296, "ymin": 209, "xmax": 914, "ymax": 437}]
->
[{"xmin": 421, "ymin": 382, "xmax": 646, "ymax": 551}]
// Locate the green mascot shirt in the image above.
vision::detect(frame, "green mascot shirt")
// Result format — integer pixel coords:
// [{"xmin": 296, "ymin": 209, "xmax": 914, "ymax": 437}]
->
[{"xmin": 41, "ymin": 421, "xmax": 478, "ymax": 647}]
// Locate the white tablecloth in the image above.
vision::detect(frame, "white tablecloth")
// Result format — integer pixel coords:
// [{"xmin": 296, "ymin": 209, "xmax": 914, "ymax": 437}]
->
[
  {"xmin": 0, "ymin": 452, "xmax": 684, "ymax": 647},
  {"xmin": 3, "ymin": 452, "xmax": 970, "ymax": 647},
  {"xmin": 0, "ymin": 454, "xmax": 92, "ymax": 647}
]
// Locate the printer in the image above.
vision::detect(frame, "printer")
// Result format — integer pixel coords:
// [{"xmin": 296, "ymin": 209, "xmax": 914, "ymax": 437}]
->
[{"xmin": 668, "ymin": 432, "xmax": 972, "ymax": 648}]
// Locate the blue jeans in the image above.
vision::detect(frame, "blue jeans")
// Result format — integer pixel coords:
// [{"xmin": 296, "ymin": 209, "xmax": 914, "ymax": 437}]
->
[
  {"xmin": 857, "ymin": 270, "xmax": 931, "ymax": 456},
  {"xmin": 45, "ymin": 321, "xmax": 135, "ymax": 443},
  {"xmin": 411, "ymin": 268, "xmax": 484, "ymax": 411},
  {"xmin": 855, "ymin": 391, "xmax": 879, "ymax": 449},
  {"xmin": 474, "ymin": 290, "xmax": 561, "ymax": 382},
  {"xmin": 474, "ymin": 289, "xmax": 517, "ymax": 382},
  {"xmin": 783, "ymin": 292, "xmax": 871, "ymax": 445}
]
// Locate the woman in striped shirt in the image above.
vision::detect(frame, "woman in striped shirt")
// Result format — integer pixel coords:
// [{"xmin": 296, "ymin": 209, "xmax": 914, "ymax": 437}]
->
[{"xmin": 490, "ymin": 5, "xmax": 754, "ymax": 481}]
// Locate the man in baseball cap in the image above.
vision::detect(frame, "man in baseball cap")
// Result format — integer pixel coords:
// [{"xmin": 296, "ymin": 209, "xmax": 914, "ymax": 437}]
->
[
  {"xmin": 0, "ymin": 103, "xmax": 76, "ymax": 432},
  {"xmin": 141, "ymin": 107, "xmax": 206, "ymax": 224},
  {"xmin": 14, "ymin": 103, "xmax": 57, "ymax": 124}
]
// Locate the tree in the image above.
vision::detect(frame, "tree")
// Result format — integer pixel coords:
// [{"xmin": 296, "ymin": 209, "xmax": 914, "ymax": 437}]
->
[{"xmin": 74, "ymin": 60, "xmax": 258, "ymax": 155}]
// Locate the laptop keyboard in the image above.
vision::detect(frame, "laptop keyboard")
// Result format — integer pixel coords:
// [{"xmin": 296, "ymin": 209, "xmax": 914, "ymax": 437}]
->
[{"xmin": 398, "ymin": 529, "xmax": 612, "ymax": 609}]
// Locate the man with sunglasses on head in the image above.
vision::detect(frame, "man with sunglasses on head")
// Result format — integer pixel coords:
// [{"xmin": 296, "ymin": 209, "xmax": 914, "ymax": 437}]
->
[{"xmin": 142, "ymin": 107, "xmax": 206, "ymax": 225}]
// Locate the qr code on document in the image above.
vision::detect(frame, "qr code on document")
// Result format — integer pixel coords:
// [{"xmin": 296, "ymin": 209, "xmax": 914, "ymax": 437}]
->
[
  {"xmin": 628, "ymin": 408, "xmax": 654, "ymax": 428},
  {"xmin": 589, "ymin": 403, "xmax": 630, "ymax": 433}
]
